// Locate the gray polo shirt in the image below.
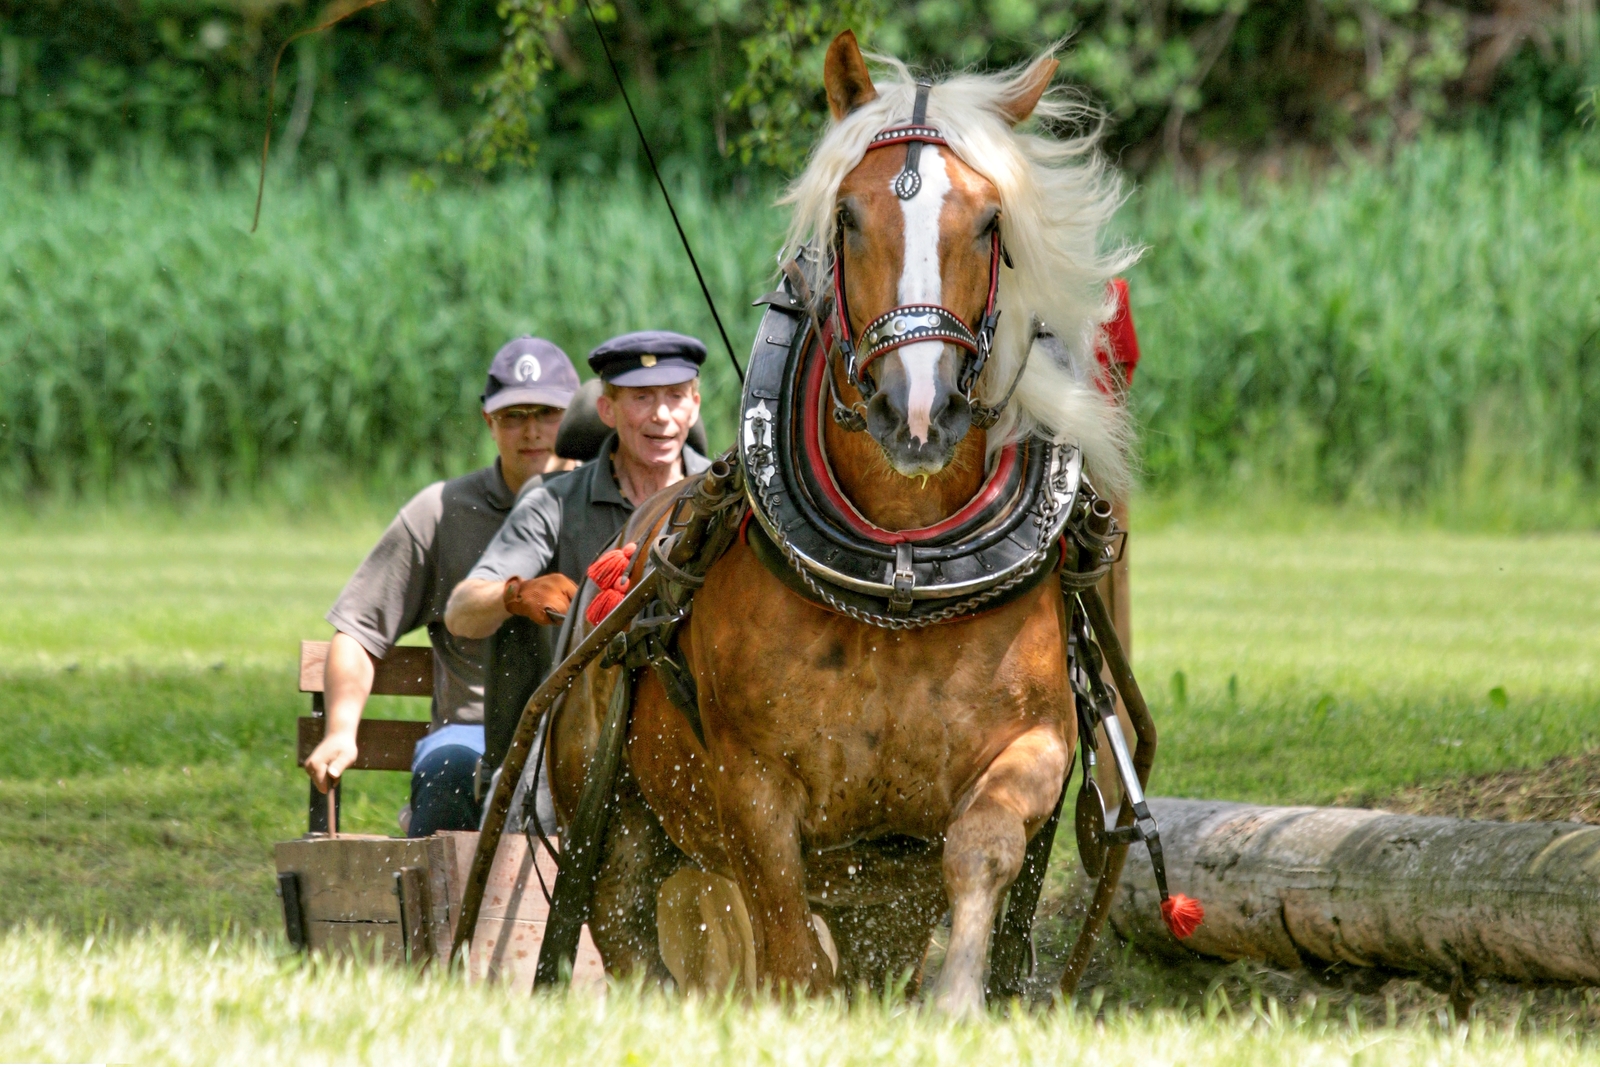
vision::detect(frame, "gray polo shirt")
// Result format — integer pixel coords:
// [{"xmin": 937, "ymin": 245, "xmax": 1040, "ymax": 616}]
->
[
  {"xmin": 469, "ymin": 434, "xmax": 710, "ymax": 589},
  {"xmin": 328, "ymin": 461, "xmax": 522, "ymax": 728}
]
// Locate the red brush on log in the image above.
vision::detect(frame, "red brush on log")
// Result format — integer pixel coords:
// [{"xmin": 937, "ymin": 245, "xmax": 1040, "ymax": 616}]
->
[{"xmin": 1162, "ymin": 893, "xmax": 1205, "ymax": 939}]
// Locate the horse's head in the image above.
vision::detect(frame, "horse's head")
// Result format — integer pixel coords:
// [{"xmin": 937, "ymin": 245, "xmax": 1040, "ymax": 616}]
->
[{"xmin": 821, "ymin": 33, "xmax": 1057, "ymax": 478}]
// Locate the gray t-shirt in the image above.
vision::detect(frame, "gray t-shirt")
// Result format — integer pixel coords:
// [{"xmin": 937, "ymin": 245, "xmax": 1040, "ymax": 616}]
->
[
  {"xmin": 470, "ymin": 434, "xmax": 710, "ymax": 588},
  {"xmin": 328, "ymin": 461, "xmax": 521, "ymax": 727}
]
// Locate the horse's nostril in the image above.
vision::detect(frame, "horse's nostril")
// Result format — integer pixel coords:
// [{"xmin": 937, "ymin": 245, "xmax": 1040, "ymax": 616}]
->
[
  {"xmin": 865, "ymin": 393, "xmax": 902, "ymax": 443},
  {"xmin": 942, "ymin": 393, "xmax": 973, "ymax": 437}
]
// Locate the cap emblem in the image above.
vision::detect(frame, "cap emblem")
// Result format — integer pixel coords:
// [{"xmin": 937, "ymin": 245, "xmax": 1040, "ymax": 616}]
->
[
  {"xmin": 514, "ymin": 354, "xmax": 541, "ymax": 382},
  {"xmin": 640, "ymin": 355, "xmax": 658, "ymax": 367}
]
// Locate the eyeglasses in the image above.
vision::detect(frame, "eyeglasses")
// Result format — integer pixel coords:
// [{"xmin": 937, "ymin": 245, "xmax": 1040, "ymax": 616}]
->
[{"xmin": 490, "ymin": 406, "xmax": 563, "ymax": 429}]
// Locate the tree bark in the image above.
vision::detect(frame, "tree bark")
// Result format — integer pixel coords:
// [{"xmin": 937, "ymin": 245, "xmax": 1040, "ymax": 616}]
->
[{"xmin": 1111, "ymin": 798, "xmax": 1600, "ymax": 987}]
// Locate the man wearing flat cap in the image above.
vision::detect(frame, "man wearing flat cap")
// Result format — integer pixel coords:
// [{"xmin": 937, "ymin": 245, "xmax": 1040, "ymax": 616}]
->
[
  {"xmin": 304, "ymin": 336, "xmax": 581, "ymax": 836},
  {"xmin": 445, "ymin": 329, "xmax": 711, "ymax": 643}
]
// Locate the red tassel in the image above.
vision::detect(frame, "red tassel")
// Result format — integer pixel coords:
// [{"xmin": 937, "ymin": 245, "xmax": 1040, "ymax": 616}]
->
[
  {"xmin": 586, "ymin": 542, "xmax": 637, "ymax": 590},
  {"xmin": 586, "ymin": 582, "xmax": 628, "ymax": 626},
  {"xmin": 1093, "ymin": 278, "xmax": 1141, "ymax": 391},
  {"xmin": 1160, "ymin": 894, "xmax": 1204, "ymax": 939}
]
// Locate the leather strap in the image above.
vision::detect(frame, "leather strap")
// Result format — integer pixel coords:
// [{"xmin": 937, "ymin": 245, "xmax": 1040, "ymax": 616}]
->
[{"xmin": 892, "ymin": 82, "xmax": 936, "ymax": 199}]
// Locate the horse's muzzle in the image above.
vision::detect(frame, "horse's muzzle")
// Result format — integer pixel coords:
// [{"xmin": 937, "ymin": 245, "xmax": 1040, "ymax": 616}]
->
[{"xmin": 865, "ymin": 366, "xmax": 973, "ymax": 476}]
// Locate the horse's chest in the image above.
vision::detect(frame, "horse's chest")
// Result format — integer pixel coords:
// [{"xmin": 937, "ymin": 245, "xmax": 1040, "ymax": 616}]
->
[
  {"xmin": 716, "ymin": 630, "xmax": 1064, "ymax": 839},
  {"xmin": 692, "ymin": 551, "xmax": 1067, "ymax": 837}
]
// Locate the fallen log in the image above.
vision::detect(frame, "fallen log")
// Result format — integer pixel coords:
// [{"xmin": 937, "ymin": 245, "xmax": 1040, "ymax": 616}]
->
[{"xmin": 1110, "ymin": 798, "xmax": 1600, "ymax": 989}]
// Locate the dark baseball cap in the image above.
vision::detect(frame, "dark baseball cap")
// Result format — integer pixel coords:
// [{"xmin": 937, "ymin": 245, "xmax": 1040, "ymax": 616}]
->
[
  {"xmin": 588, "ymin": 330, "xmax": 706, "ymax": 387},
  {"xmin": 482, "ymin": 336, "xmax": 580, "ymax": 413}
]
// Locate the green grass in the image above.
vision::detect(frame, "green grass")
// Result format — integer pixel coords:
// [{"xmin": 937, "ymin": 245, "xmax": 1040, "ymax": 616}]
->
[
  {"xmin": 0, "ymin": 508, "xmax": 424, "ymax": 932},
  {"xmin": 1132, "ymin": 518, "xmax": 1600, "ymax": 802},
  {"xmin": 3, "ymin": 929, "xmax": 1598, "ymax": 1066},
  {"xmin": 1, "ymin": 507, "xmax": 1596, "ymax": 1053},
  {"xmin": 0, "ymin": 506, "xmax": 386, "ymax": 671},
  {"xmin": 5, "ymin": 129, "xmax": 1600, "ymax": 516},
  {"xmin": 2, "ymin": 507, "xmax": 1595, "ymax": 940}
]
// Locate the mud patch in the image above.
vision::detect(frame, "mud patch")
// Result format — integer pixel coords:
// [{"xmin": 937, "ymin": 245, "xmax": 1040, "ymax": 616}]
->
[{"xmin": 1359, "ymin": 750, "xmax": 1600, "ymax": 825}]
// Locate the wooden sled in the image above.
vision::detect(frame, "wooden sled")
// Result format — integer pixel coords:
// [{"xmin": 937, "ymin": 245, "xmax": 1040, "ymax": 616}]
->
[{"xmin": 275, "ymin": 640, "xmax": 602, "ymax": 986}]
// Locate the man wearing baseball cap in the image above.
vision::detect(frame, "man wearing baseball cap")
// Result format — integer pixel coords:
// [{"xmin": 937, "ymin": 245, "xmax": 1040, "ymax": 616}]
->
[
  {"xmin": 304, "ymin": 336, "xmax": 581, "ymax": 837},
  {"xmin": 445, "ymin": 329, "xmax": 711, "ymax": 644}
]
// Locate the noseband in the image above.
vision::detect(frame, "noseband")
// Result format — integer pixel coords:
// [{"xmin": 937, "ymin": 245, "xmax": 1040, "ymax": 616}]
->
[{"xmin": 827, "ymin": 82, "xmax": 1010, "ymax": 433}]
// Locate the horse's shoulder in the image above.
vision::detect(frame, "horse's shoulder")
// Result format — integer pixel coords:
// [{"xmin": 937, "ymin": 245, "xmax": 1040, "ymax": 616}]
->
[{"xmin": 617, "ymin": 476, "xmax": 702, "ymax": 578}]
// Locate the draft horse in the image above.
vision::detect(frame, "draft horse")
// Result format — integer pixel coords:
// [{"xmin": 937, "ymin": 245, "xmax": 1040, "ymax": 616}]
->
[{"xmin": 531, "ymin": 34, "xmax": 1186, "ymax": 1013}]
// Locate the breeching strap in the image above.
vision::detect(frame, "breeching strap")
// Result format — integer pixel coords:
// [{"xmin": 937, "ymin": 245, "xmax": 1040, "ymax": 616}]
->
[
  {"xmin": 533, "ymin": 665, "xmax": 637, "ymax": 986},
  {"xmin": 1056, "ymin": 582, "xmax": 1158, "ymax": 996},
  {"xmin": 448, "ymin": 570, "xmax": 663, "ymax": 968}
]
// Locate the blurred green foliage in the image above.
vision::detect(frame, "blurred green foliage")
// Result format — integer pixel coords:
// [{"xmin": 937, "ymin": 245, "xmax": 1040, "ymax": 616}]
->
[
  {"xmin": 0, "ymin": 0, "xmax": 1595, "ymax": 179},
  {"xmin": 0, "ymin": 159, "xmax": 774, "ymax": 500},
  {"xmin": 1127, "ymin": 126, "xmax": 1600, "ymax": 520},
  {"xmin": 2, "ymin": 126, "xmax": 1597, "ymax": 517}
]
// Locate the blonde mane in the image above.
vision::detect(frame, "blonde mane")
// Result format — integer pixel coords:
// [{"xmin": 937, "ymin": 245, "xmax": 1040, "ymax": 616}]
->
[{"xmin": 780, "ymin": 48, "xmax": 1138, "ymax": 497}]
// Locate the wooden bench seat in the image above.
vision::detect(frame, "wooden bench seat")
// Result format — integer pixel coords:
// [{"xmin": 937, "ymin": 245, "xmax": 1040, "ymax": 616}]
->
[{"xmin": 298, "ymin": 639, "xmax": 433, "ymax": 834}]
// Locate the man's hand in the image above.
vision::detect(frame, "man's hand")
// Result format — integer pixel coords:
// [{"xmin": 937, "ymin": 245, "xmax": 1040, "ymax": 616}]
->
[
  {"xmin": 302, "ymin": 631, "xmax": 374, "ymax": 792},
  {"xmin": 304, "ymin": 730, "xmax": 359, "ymax": 793},
  {"xmin": 503, "ymin": 573, "xmax": 578, "ymax": 624}
]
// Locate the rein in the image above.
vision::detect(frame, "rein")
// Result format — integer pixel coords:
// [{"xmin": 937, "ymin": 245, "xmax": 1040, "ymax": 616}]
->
[{"xmin": 826, "ymin": 82, "xmax": 1008, "ymax": 429}]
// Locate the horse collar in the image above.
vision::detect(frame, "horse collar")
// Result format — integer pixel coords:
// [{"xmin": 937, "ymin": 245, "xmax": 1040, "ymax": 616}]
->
[{"xmin": 740, "ymin": 284, "xmax": 1083, "ymax": 630}]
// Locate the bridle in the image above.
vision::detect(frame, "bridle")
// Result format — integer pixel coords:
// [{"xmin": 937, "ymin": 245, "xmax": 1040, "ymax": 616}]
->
[{"xmin": 825, "ymin": 81, "xmax": 1012, "ymax": 433}]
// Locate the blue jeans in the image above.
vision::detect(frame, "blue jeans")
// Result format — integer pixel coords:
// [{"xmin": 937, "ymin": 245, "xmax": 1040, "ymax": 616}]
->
[{"xmin": 409, "ymin": 724, "xmax": 485, "ymax": 838}]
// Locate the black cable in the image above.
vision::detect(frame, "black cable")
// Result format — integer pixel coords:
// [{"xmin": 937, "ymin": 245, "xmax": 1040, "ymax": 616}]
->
[{"xmin": 581, "ymin": 0, "xmax": 744, "ymax": 382}]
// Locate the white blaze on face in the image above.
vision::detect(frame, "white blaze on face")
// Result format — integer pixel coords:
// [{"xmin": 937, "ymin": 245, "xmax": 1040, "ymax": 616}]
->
[{"xmin": 893, "ymin": 148, "xmax": 952, "ymax": 446}]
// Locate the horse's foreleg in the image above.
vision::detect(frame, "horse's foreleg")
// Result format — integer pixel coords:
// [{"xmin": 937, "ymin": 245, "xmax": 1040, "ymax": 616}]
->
[
  {"xmin": 587, "ymin": 764, "xmax": 682, "ymax": 984},
  {"xmin": 717, "ymin": 747, "xmax": 835, "ymax": 992},
  {"xmin": 930, "ymin": 723, "xmax": 1070, "ymax": 1015}
]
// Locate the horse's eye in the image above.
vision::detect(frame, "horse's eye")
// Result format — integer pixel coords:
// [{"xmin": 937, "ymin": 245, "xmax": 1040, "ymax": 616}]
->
[{"xmin": 837, "ymin": 205, "xmax": 858, "ymax": 232}]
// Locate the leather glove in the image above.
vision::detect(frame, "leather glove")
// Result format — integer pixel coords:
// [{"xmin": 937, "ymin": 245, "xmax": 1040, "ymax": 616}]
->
[{"xmin": 503, "ymin": 573, "xmax": 578, "ymax": 624}]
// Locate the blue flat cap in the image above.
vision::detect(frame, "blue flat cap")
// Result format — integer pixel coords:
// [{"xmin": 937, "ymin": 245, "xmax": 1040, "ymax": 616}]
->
[
  {"xmin": 588, "ymin": 330, "xmax": 706, "ymax": 387},
  {"xmin": 483, "ymin": 336, "xmax": 581, "ymax": 412}
]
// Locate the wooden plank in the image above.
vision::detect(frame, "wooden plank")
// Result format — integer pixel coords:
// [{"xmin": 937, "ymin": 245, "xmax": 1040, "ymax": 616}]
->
[
  {"xmin": 307, "ymin": 920, "xmax": 403, "ymax": 957},
  {"xmin": 425, "ymin": 834, "xmax": 459, "ymax": 965},
  {"xmin": 276, "ymin": 831, "xmax": 603, "ymax": 987},
  {"xmin": 276, "ymin": 836, "xmax": 432, "ymax": 922},
  {"xmin": 396, "ymin": 866, "xmax": 432, "ymax": 968},
  {"xmin": 429, "ymin": 831, "xmax": 602, "ymax": 985},
  {"xmin": 300, "ymin": 639, "xmax": 434, "ymax": 697},
  {"xmin": 297, "ymin": 717, "xmax": 429, "ymax": 772},
  {"xmin": 471, "ymin": 918, "xmax": 605, "ymax": 987}
]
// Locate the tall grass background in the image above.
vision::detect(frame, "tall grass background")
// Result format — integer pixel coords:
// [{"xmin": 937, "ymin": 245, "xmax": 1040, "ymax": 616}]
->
[
  {"xmin": 3, "ymin": 128, "xmax": 1599, "ymax": 523},
  {"xmin": 0, "ymin": 159, "xmax": 777, "ymax": 502}
]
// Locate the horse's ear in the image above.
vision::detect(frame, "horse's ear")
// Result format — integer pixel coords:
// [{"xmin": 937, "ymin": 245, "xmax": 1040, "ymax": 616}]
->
[
  {"xmin": 999, "ymin": 55, "xmax": 1059, "ymax": 126},
  {"xmin": 824, "ymin": 31, "xmax": 878, "ymax": 121}
]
